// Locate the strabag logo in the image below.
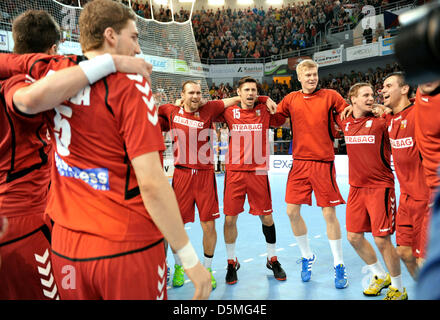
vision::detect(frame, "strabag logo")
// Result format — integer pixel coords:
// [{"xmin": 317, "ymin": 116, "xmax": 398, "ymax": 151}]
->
[
  {"xmin": 231, "ymin": 123, "xmax": 263, "ymax": 131},
  {"xmin": 390, "ymin": 137, "xmax": 414, "ymax": 149},
  {"xmin": 173, "ymin": 115, "xmax": 204, "ymax": 129},
  {"xmin": 345, "ymin": 135, "xmax": 375, "ymax": 144}
]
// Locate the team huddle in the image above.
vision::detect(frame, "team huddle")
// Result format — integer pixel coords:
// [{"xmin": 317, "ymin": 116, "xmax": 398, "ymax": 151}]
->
[{"xmin": 1, "ymin": 0, "xmax": 440, "ymax": 301}]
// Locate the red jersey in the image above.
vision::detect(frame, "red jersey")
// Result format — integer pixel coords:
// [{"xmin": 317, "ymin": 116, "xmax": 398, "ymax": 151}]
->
[
  {"xmin": 0, "ymin": 53, "xmax": 55, "ymax": 80},
  {"xmin": 337, "ymin": 115, "xmax": 394, "ymax": 188},
  {"xmin": 158, "ymin": 101, "xmax": 224, "ymax": 170},
  {"xmin": 5, "ymin": 55, "xmax": 165, "ymax": 244},
  {"xmin": 220, "ymin": 103, "xmax": 286, "ymax": 171},
  {"xmin": 0, "ymin": 75, "xmax": 52, "ymax": 221},
  {"xmin": 387, "ymin": 104, "xmax": 430, "ymax": 200},
  {"xmin": 414, "ymin": 88, "xmax": 440, "ymax": 189},
  {"xmin": 277, "ymin": 88, "xmax": 348, "ymax": 161}
]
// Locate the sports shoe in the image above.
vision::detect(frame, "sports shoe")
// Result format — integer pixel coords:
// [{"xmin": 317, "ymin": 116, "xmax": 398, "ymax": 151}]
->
[
  {"xmin": 207, "ymin": 267, "xmax": 217, "ymax": 290},
  {"xmin": 172, "ymin": 264, "xmax": 185, "ymax": 287},
  {"xmin": 334, "ymin": 264, "xmax": 348, "ymax": 289},
  {"xmin": 363, "ymin": 273, "xmax": 391, "ymax": 296},
  {"xmin": 225, "ymin": 259, "xmax": 240, "ymax": 285},
  {"xmin": 266, "ymin": 256, "xmax": 287, "ymax": 281},
  {"xmin": 383, "ymin": 286, "xmax": 408, "ymax": 300},
  {"xmin": 297, "ymin": 254, "xmax": 316, "ymax": 282}
]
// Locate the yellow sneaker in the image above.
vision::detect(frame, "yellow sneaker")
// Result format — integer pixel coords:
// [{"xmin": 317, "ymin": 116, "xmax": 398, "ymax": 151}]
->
[
  {"xmin": 383, "ymin": 286, "xmax": 408, "ymax": 300},
  {"xmin": 363, "ymin": 273, "xmax": 391, "ymax": 296}
]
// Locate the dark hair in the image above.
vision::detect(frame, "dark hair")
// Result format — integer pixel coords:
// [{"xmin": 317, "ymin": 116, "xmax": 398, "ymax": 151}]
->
[
  {"xmin": 237, "ymin": 76, "xmax": 257, "ymax": 88},
  {"xmin": 12, "ymin": 10, "xmax": 61, "ymax": 54},
  {"xmin": 383, "ymin": 72, "xmax": 413, "ymax": 98}
]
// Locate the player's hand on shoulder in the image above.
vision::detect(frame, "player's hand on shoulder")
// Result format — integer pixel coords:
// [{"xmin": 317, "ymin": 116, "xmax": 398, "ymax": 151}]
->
[
  {"xmin": 266, "ymin": 97, "xmax": 277, "ymax": 114},
  {"xmin": 111, "ymin": 55, "xmax": 152, "ymax": 83},
  {"xmin": 372, "ymin": 104, "xmax": 391, "ymax": 117},
  {"xmin": 185, "ymin": 262, "xmax": 212, "ymax": 300},
  {"xmin": 340, "ymin": 105, "xmax": 353, "ymax": 120}
]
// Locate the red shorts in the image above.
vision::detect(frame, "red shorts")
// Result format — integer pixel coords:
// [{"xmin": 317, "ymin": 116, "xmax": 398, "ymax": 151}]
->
[
  {"xmin": 346, "ymin": 186, "xmax": 396, "ymax": 237},
  {"xmin": 0, "ymin": 214, "xmax": 55, "ymax": 300},
  {"xmin": 172, "ymin": 167, "xmax": 220, "ymax": 224},
  {"xmin": 223, "ymin": 170, "xmax": 272, "ymax": 216},
  {"xmin": 396, "ymin": 193, "xmax": 429, "ymax": 258},
  {"xmin": 51, "ymin": 224, "xmax": 167, "ymax": 300},
  {"xmin": 285, "ymin": 159, "xmax": 345, "ymax": 207}
]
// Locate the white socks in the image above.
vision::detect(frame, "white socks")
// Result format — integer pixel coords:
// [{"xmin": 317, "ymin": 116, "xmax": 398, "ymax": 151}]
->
[
  {"xmin": 328, "ymin": 239, "xmax": 344, "ymax": 267},
  {"xmin": 368, "ymin": 260, "xmax": 387, "ymax": 278},
  {"xmin": 226, "ymin": 243, "xmax": 236, "ymax": 261},
  {"xmin": 391, "ymin": 274, "xmax": 403, "ymax": 292},
  {"xmin": 266, "ymin": 243, "xmax": 276, "ymax": 260},
  {"xmin": 295, "ymin": 234, "xmax": 313, "ymax": 259}
]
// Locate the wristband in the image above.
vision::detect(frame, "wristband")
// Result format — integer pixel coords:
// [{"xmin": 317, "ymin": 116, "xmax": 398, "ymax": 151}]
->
[
  {"xmin": 79, "ymin": 53, "xmax": 116, "ymax": 84},
  {"xmin": 177, "ymin": 241, "xmax": 199, "ymax": 269}
]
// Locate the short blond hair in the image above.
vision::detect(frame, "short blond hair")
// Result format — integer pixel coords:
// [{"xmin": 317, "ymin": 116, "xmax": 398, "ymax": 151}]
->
[
  {"xmin": 348, "ymin": 82, "xmax": 373, "ymax": 104},
  {"xmin": 296, "ymin": 59, "xmax": 318, "ymax": 76}
]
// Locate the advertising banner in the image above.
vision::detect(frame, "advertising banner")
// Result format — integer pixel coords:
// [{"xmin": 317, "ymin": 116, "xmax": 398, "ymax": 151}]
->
[
  {"xmin": 380, "ymin": 37, "xmax": 395, "ymax": 56},
  {"xmin": 313, "ymin": 47, "xmax": 343, "ymax": 67},
  {"xmin": 346, "ymin": 42, "xmax": 380, "ymax": 61},
  {"xmin": 209, "ymin": 63, "xmax": 264, "ymax": 78},
  {"xmin": 264, "ymin": 59, "xmax": 288, "ymax": 76}
]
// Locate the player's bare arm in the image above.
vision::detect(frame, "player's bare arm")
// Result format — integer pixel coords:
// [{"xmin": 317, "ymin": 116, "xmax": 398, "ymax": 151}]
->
[
  {"xmin": 13, "ymin": 54, "xmax": 151, "ymax": 114},
  {"xmin": 131, "ymin": 151, "xmax": 212, "ymax": 300}
]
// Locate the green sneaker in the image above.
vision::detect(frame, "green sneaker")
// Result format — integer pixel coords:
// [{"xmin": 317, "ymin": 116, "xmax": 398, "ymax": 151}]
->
[
  {"xmin": 208, "ymin": 267, "xmax": 217, "ymax": 290},
  {"xmin": 172, "ymin": 264, "xmax": 185, "ymax": 287}
]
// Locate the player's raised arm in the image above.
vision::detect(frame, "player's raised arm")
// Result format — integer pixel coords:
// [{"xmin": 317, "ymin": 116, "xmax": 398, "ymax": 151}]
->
[
  {"xmin": 131, "ymin": 152, "xmax": 212, "ymax": 300},
  {"xmin": 13, "ymin": 54, "xmax": 152, "ymax": 115}
]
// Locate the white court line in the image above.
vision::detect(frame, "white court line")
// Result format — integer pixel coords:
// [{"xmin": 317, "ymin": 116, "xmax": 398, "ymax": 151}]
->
[
  {"xmin": 289, "ymin": 243, "xmax": 297, "ymax": 247},
  {"xmin": 243, "ymin": 258, "xmax": 254, "ymax": 263},
  {"xmin": 314, "ymin": 234, "xmax": 321, "ymax": 239}
]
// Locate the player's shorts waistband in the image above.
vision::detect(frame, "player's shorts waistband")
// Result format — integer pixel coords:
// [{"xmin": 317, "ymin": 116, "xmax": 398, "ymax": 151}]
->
[
  {"xmin": 293, "ymin": 158, "xmax": 334, "ymax": 163},
  {"xmin": 0, "ymin": 223, "xmax": 51, "ymax": 247},
  {"xmin": 174, "ymin": 165, "xmax": 214, "ymax": 173},
  {"xmin": 51, "ymin": 238, "xmax": 164, "ymax": 262}
]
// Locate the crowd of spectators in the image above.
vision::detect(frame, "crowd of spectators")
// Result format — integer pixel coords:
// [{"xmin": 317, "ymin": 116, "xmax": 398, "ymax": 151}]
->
[{"xmin": 54, "ymin": 0, "xmax": 399, "ymax": 63}]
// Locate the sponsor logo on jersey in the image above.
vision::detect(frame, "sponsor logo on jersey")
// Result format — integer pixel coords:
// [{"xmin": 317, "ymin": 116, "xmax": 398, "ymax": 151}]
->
[
  {"xmin": 173, "ymin": 115, "xmax": 204, "ymax": 128},
  {"xmin": 390, "ymin": 137, "xmax": 414, "ymax": 149},
  {"xmin": 400, "ymin": 119, "xmax": 407, "ymax": 129},
  {"xmin": 54, "ymin": 153, "xmax": 110, "ymax": 191},
  {"xmin": 231, "ymin": 123, "xmax": 263, "ymax": 131},
  {"xmin": 344, "ymin": 135, "xmax": 375, "ymax": 144}
]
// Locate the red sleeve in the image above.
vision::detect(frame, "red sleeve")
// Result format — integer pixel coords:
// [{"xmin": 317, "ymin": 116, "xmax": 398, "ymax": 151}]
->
[
  {"xmin": 110, "ymin": 74, "xmax": 165, "ymax": 161},
  {"xmin": 334, "ymin": 112, "xmax": 345, "ymax": 130},
  {"xmin": 205, "ymin": 100, "xmax": 225, "ymax": 118},
  {"xmin": 214, "ymin": 114, "xmax": 226, "ymax": 123},
  {"xmin": 1, "ymin": 74, "xmax": 41, "ymax": 121},
  {"xmin": 276, "ymin": 94, "xmax": 292, "ymax": 118},
  {"xmin": 269, "ymin": 112, "xmax": 287, "ymax": 127},
  {"xmin": 158, "ymin": 104, "xmax": 175, "ymax": 132},
  {"xmin": 0, "ymin": 53, "xmax": 56, "ymax": 79},
  {"xmin": 257, "ymin": 96, "xmax": 268, "ymax": 104},
  {"xmin": 332, "ymin": 90, "xmax": 349, "ymax": 114}
]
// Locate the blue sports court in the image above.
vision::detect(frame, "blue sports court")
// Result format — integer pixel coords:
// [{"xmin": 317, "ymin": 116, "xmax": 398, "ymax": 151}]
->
[{"xmin": 167, "ymin": 171, "xmax": 417, "ymax": 300}]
